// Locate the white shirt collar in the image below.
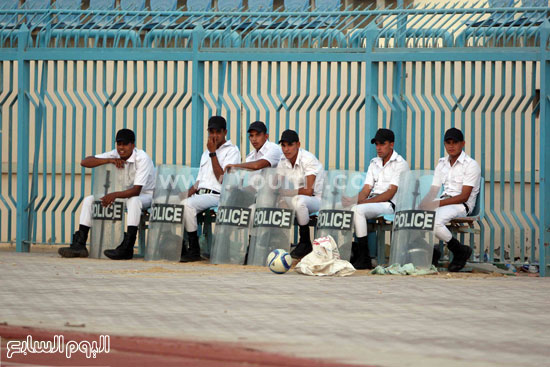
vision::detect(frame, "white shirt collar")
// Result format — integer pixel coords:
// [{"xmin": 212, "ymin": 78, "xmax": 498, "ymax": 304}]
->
[
  {"xmin": 125, "ymin": 149, "xmax": 136, "ymax": 163},
  {"xmin": 374, "ymin": 150, "xmax": 398, "ymax": 167},
  {"xmin": 217, "ymin": 140, "xmax": 233, "ymax": 151},
  {"xmin": 289, "ymin": 149, "xmax": 304, "ymax": 168},
  {"xmin": 445, "ymin": 150, "xmax": 466, "ymax": 165}
]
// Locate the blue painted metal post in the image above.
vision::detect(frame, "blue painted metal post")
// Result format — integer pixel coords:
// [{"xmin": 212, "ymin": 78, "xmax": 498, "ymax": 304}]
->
[
  {"xmin": 391, "ymin": 0, "xmax": 407, "ymax": 156},
  {"xmin": 364, "ymin": 22, "xmax": 382, "ymax": 262},
  {"xmin": 16, "ymin": 25, "xmax": 31, "ymax": 252},
  {"xmin": 365, "ymin": 23, "xmax": 379, "ymax": 162},
  {"xmin": 190, "ymin": 25, "xmax": 205, "ymax": 166},
  {"xmin": 539, "ymin": 20, "xmax": 550, "ymax": 277}
]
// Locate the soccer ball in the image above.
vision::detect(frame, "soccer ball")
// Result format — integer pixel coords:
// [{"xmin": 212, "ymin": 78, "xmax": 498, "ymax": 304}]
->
[{"xmin": 266, "ymin": 249, "xmax": 292, "ymax": 274}]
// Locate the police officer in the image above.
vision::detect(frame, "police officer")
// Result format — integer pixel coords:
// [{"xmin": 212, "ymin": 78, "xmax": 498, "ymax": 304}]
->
[
  {"xmin": 180, "ymin": 116, "xmax": 241, "ymax": 262},
  {"xmin": 424, "ymin": 127, "xmax": 481, "ymax": 271},
  {"xmin": 351, "ymin": 128, "xmax": 409, "ymax": 269},
  {"xmin": 224, "ymin": 121, "xmax": 283, "ymax": 172},
  {"xmin": 277, "ymin": 129, "xmax": 324, "ymax": 259},
  {"xmin": 58, "ymin": 129, "xmax": 156, "ymax": 260}
]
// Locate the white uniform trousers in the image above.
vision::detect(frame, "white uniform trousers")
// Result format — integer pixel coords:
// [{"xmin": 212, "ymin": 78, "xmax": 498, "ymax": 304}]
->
[
  {"xmin": 288, "ymin": 195, "xmax": 321, "ymax": 226},
  {"xmin": 182, "ymin": 193, "xmax": 220, "ymax": 232},
  {"xmin": 352, "ymin": 202, "xmax": 394, "ymax": 238},
  {"xmin": 79, "ymin": 194, "xmax": 153, "ymax": 228},
  {"xmin": 434, "ymin": 204, "xmax": 467, "ymax": 243}
]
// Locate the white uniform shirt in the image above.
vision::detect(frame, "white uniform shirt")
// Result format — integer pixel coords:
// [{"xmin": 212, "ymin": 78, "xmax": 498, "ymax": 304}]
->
[
  {"xmin": 196, "ymin": 140, "xmax": 241, "ymax": 193},
  {"xmin": 245, "ymin": 141, "xmax": 283, "ymax": 167},
  {"xmin": 277, "ymin": 148, "xmax": 324, "ymax": 196},
  {"xmin": 433, "ymin": 151, "xmax": 481, "ymax": 213},
  {"xmin": 95, "ymin": 148, "xmax": 156, "ymax": 196},
  {"xmin": 364, "ymin": 150, "xmax": 409, "ymax": 199}
]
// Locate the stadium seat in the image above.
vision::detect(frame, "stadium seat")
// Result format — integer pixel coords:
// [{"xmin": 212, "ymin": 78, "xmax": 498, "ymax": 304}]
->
[
  {"xmin": 149, "ymin": 0, "xmax": 178, "ymax": 27},
  {"xmin": 55, "ymin": 0, "xmax": 82, "ymax": 27},
  {"xmin": 23, "ymin": 0, "xmax": 51, "ymax": 28},
  {"xmin": 119, "ymin": 0, "xmax": 147, "ymax": 27},
  {"xmin": 0, "ymin": 0, "xmax": 19, "ymax": 28}
]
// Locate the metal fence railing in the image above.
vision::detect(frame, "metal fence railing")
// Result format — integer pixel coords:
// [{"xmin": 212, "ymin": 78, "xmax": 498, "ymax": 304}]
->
[{"xmin": 0, "ymin": 0, "xmax": 548, "ymax": 275}]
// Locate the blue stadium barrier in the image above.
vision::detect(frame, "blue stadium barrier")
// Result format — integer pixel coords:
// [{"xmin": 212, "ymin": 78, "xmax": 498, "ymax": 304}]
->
[{"xmin": 0, "ymin": 0, "xmax": 548, "ymax": 276}]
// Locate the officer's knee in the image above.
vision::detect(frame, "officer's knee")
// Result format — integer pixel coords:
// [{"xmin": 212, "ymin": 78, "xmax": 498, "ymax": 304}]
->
[
  {"xmin": 291, "ymin": 195, "xmax": 306, "ymax": 210},
  {"xmin": 126, "ymin": 197, "xmax": 143, "ymax": 212},
  {"xmin": 82, "ymin": 195, "xmax": 95, "ymax": 207}
]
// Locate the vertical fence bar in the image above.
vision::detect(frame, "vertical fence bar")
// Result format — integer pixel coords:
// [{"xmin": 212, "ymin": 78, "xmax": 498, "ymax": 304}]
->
[
  {"xmin": 365, "ymin": 24, "xmax": 378, "ymax": 162},
  {"xmin": 191, "ymin": 26, "xmax": 205, "ymax": 166},
  {"xmin": 539, "ymin": 20, "xmax": 550, "ymax": 277},
  {"xmin": 16, "ymin": 25, "xmax": 30, "ymax": 252}
]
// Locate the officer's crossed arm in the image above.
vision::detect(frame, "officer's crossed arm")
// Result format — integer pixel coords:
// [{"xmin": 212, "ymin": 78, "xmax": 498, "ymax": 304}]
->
[
  {"xmin": 224, "ymin": 159, "xmax": 271, "ymax": 173},
  {"xmin": 101, "ymin": 185, "xmax": 142, "ymax": 207},
  {"xmin": 356, "ymin": 184, "xmax": 372, "ymax": 205},
  {"xmin": 297, "ymin": 175, "xmax": 316, "ymax": 196},
  {"xmin": 81, "ymin": 156, "xmax": 126, "ymax": 169},
  {"xmin": 357, "ymin": 184, "xmax": 397, "ymax": 205},
  {"xmin": 419, "ymin": 186, "xmax": 440, "ymax": 210},
  {"xmin": 439, "ymin": 185, "xmax": 473, "ymax": 207}
]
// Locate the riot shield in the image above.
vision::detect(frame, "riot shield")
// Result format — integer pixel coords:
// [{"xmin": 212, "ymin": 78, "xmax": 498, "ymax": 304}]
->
[
  {"xmin": 89, "ymin": 164, "xmax": 127, "ymax": 259},
  {"xmin": 145, "ymin": 165, "xmax": 198, "ymax": 261},
  {"xmin": 315, "ymin": 170, "xmax": 365, "ymax": 261},
  {"xmin": 247, "ymin": 168, "xmax": 297, "ymax": 267},
  {"xmin": 389, "ymin": 170, "xmax": 441, "ymax": 269},
  {"xmin": 210, "ymin": 169, "xmax": 257, "ymax": 264}
]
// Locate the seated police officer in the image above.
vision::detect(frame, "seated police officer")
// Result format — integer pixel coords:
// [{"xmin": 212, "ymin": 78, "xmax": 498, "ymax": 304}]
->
[
  {"xmin": 58, "ymin": 129, "xmax": 156, "ymax": 260},
  {"xmin": 224, "ymin": 121, "xmax": 282, "ymax": 172},
  {"xmin": 277, "ymin": 129, "xmax": 324, "ymax": 259},
  {"xmin": 352, "ymin": 128, "xmax": 409, "ymax": 269},
  {"xmin": 180, "ymin": 116, "xmax": 241, "ymax": 262},
  {"xmin": 422, "ymin": 127, "xmax": 481, "ymax": 272}
]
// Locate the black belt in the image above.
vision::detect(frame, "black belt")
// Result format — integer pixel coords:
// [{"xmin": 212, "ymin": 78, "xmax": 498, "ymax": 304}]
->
[
  {"xmin": 197, "ymin": 188, "xmax": 220, "ymax": 195},
  {"xmin": 463, "ymin": 203, "xmax": 469, "ymax": 214}
]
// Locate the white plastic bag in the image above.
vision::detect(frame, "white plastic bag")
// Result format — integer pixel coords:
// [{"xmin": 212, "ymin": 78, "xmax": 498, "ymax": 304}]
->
[{"xmin": 295, "ymin": 235, "xmax": 356, "ymax": 277}]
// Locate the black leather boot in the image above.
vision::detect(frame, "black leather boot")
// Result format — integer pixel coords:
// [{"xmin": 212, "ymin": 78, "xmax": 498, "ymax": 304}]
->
[
  {"xmin": 179, "ymin": 238, "xmax": 189, "ymax": 261},
  {"xmin": 290, "ymin": 225, "xmax": 312, "ymax": 259},
  {"xmin": 180, "ymin": 231, "xmax": 202, "ymax": 262},
  {"xmin": 447, "ymin": 237, "xmax": 472, "ymax": 272},
  {"xmin": 352, "ymin": 236, "xmax": 373, "ymax": 270},
  {"xmin": 58, "ymin": 230, "xmax": 89, "ymax": 258},
  {"xmin": 104, "ymin": 232, "xmax": 136, "ymax": 260}
]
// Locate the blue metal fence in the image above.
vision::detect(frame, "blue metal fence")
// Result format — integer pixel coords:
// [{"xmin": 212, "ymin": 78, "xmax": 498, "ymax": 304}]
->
[{"xmin": 0, "ymin": 0, "xmax": 548, "ymax": 275}]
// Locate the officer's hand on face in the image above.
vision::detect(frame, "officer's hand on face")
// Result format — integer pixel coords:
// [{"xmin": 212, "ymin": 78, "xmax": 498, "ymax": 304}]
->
[
  {"xmin": 100, "ymin": 192, "xmax": 118, "ymax": 207},
  {"xmin": 110, "ymin": 158, "xmax": 126, "ymax": 169},
  {"xmin": 207, "ymin": 135, "xmax": 217, "ymax": 153}
]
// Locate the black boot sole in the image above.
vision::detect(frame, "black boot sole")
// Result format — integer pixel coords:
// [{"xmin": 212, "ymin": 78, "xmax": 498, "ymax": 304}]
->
[
  {"xmin": 180, "ymin": 255, "xmax": 202, "ymax": 263},
  {"xmin": 104, "ymin": 250, "xmax": 133, "ymax": 260},
  {"xmin": 58, "ymin": 248, "xmax": 89, "ymax": 258}
]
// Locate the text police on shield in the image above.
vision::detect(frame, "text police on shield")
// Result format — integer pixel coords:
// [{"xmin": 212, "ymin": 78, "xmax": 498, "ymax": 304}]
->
[
  {"xmin": 92, "ymin": 201, "xmax": 124, "ymax": 221},
  {"xmin": 216, "ymin": 206, "xmax": 252, "ymax": 227},
  {"xmin": 150, "ymin": 204, "xmax": 184, "ymax": 224},
  {"xmin": 393, "ymin": 210, "xmax": 436, "ymax": 231},
  {"xmin": 316, "ymin": 210, "xmax": 354, "ymax": 230}
]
